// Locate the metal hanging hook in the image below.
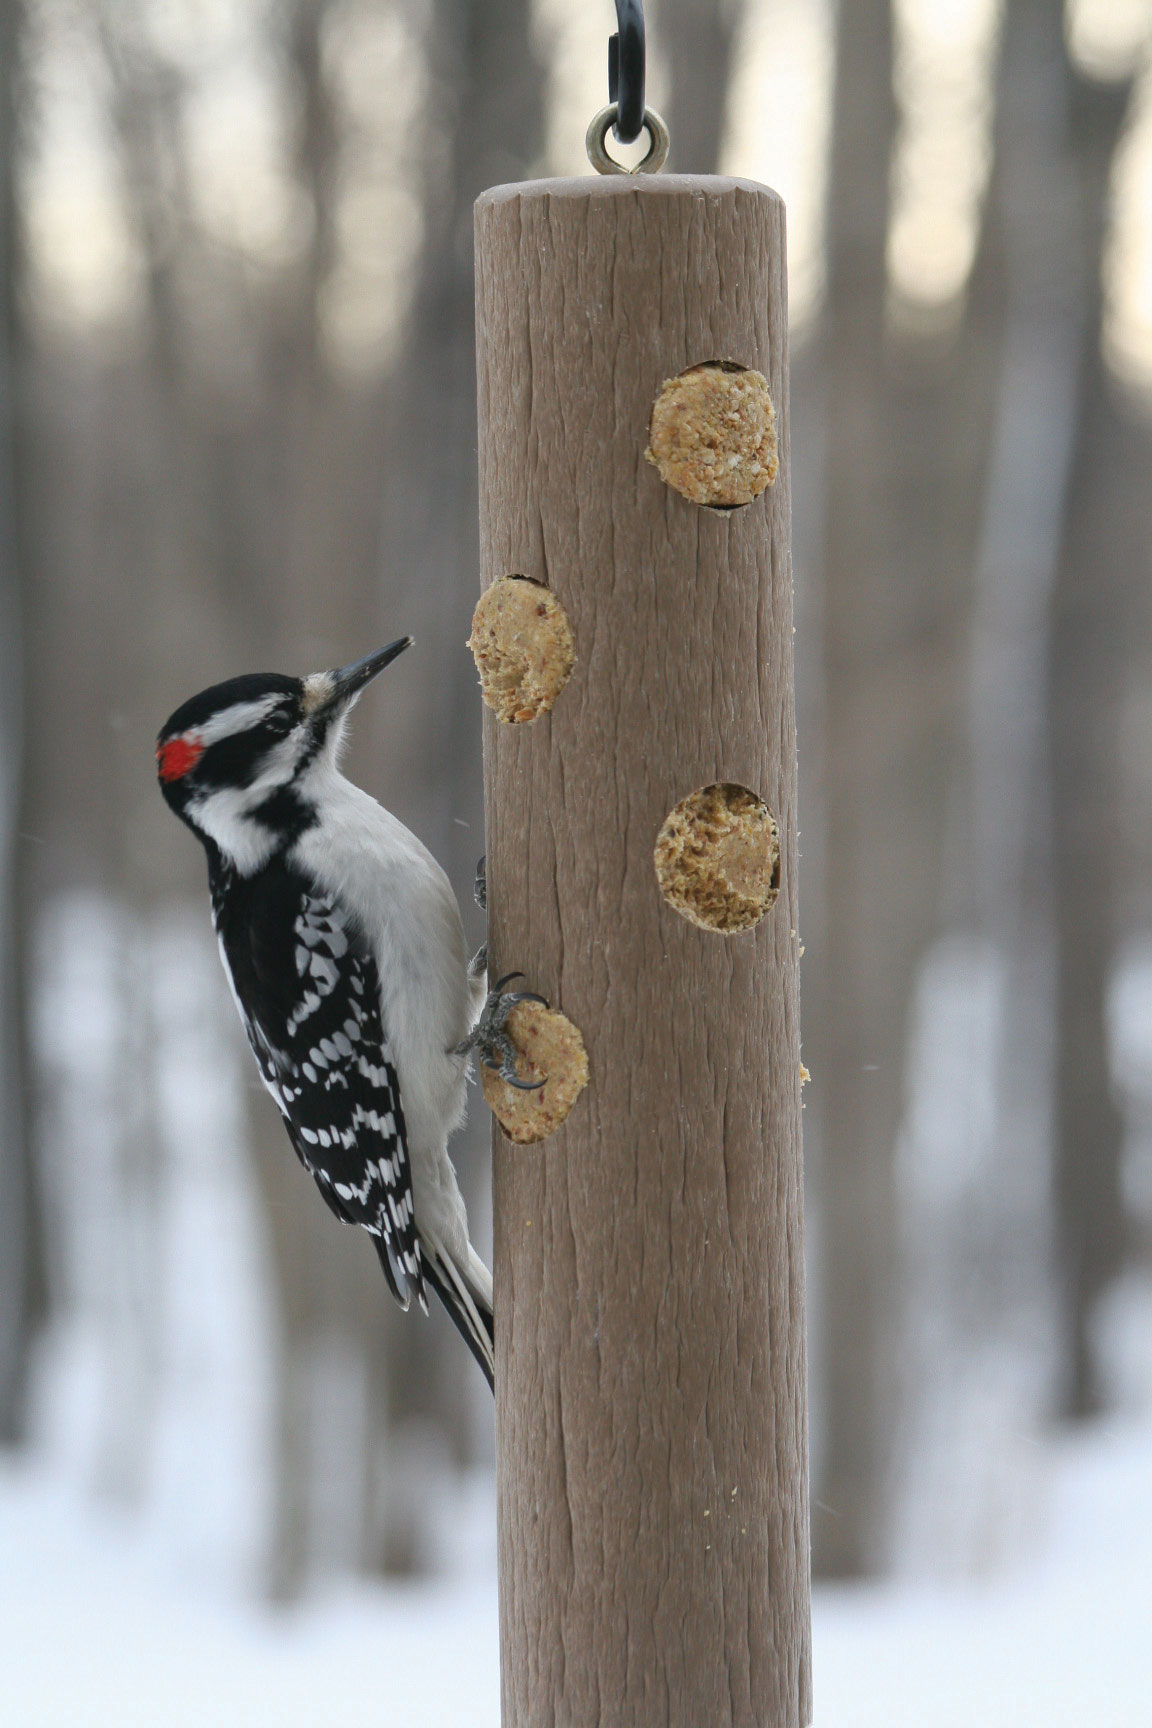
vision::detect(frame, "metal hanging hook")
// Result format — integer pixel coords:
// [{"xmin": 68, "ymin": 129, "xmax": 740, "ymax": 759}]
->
[
  {"xmin": 586, "ymin": 0, "xmax": 670, "ymax": 176},
  {"xmin": 609, "ymin": 0, "xmax": 645, "ymax": 144}
]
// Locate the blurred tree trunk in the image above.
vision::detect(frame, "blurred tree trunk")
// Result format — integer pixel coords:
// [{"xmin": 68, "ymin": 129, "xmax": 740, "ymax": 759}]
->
[
  {"xmin": 812, "ymin": 0, "xmax": 990, "ymax": 1573},
  {"xmin": 0, "ymin": 0, "xmax": 42, "ymax": 1445},
  {"xmin": 656, "ymin": 0, "xmax": 745, "ymax": 174},
  {"xmin": 884, "ymin": 0, "xmax": 1092, "ymax": 1572},
  {"xmin": 961, "ymin": 0, "xmax": 1133, "ymax": 1426},
  {"xmin": 93, "ymin": 9, "xmax": 201, "ymax": 1506},
  {"xmin": 90, "ymin": 0, "xmax": 409, "ymax": 1583},
  {"xmin": 379, "ymin": 0, "xmax": 544, "ymax": 1444},
  {"xmin": 383, "ymin": 0, "xmax": 544, "ymax": 870},
  {"xmin": 808, "ymin": 0, "xmax": 897, "ymax": 1579},
  {"xmin": 1047, "ymin": 64, "xmax": 1136, "ymax": 1419}
]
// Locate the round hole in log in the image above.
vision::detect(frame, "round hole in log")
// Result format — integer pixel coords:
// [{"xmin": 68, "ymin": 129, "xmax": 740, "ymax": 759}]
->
[
  {"xmin": 646, "ymin": 361, "xmax": 779, "ymax": 509},
  {"xmin": 482, "ymin": 1000, "xmax": 589, "ymax": 1145},
  {"xmin": 654, "ymin": 783, "xmax": 781, "ymax": 933},
  {"xmin": 467, "ymin": 575, "xmax": 575, "ymax": 724}
]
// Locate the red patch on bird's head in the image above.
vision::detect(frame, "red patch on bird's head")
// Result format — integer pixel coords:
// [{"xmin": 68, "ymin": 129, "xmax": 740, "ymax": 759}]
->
[{"xmin": 157, "ymin": 734, "xmax": 204, "ymax": 783}]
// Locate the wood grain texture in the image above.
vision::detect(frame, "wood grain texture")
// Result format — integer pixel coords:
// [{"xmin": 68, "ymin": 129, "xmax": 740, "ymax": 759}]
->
[{"xmin": 475, "ymin": 176, "xmax": 811, "ymax": 1728}]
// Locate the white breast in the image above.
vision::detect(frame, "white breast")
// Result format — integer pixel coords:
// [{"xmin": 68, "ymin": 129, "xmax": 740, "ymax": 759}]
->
[{"xmin": 290, "ymin": 762, "xmax": 475, "ymax": 1166}]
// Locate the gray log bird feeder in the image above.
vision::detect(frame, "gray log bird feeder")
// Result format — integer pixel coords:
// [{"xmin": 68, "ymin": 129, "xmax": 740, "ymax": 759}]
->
[{"xmin": 468, "ymin": 3, "xmax": 813, "ymax": 1723}]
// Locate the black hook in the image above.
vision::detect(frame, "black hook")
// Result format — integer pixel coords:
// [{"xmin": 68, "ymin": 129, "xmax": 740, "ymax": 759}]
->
[{"xmin": 609, "ymin": 0, "xmax": 645, "ymax": 145}]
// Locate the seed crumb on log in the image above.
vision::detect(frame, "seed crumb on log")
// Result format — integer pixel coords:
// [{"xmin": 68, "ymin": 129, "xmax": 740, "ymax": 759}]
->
[
  {"xmin": 467, "ymin": 576, "xmax": 575, "ymax": 723},
  {"xmin": 654, "ymin": 783, "xmax": 781, "ymax": 933},
  {"xmin": 646, "ymin": 362, "xmax": 778, "ymax": 508},
  {"xmin": 482, "ymin": 1000, "xmax": 589, "ymax": 1144}
]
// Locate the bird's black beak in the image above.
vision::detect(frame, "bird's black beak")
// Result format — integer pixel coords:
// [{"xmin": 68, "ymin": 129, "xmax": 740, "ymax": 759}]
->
[{"xmin": 311, "ymin": 637, "xmax": 413, "ymax": 719}]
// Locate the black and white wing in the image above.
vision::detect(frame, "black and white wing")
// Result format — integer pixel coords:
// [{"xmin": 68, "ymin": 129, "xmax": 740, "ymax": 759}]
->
[{"xmin": 211, "ymin": 858, "xmax": 425, "ymax": 1311}]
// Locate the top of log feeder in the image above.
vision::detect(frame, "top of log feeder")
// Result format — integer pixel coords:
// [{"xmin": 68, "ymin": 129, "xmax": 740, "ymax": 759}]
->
[{"xmin": 476, "ymin": 174, "xmax": 785, "ymax": 211}]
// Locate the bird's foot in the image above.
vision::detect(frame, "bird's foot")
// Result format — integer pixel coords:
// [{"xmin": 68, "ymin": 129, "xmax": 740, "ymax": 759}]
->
[{"xmin": 454, "ymin": 971, "xmax": 549, "ymax": 1090}]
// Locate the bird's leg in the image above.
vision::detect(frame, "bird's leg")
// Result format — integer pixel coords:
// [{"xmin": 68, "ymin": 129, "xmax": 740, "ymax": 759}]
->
[
  {"xmin": 455, "ymin": 970, "xmax": 549, "ymax": 1091},
  {"xmin": 468, "ymin": 854, "xmax": 487, "ymax": 979},
  {"xmin": 462, "ymin": 859, "xmax": 548, "ymax": 1088}
]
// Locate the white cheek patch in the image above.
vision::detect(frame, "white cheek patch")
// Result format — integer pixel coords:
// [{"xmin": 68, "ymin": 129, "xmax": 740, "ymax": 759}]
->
[{"xmin": 188, "ymin": 732, "xmax": 310, "ymax": 875}]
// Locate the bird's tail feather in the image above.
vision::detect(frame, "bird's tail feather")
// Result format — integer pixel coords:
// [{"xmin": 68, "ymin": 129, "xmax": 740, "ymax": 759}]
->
[{"xmin": 419, "ymin": 1234, "xmax": 495, "ymax": 1392}]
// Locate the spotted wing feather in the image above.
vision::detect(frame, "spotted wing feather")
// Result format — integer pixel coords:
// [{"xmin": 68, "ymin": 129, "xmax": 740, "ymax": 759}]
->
[{"xmin": 211, "ymin": 858, "xmax": 424, "ymax": 1310}]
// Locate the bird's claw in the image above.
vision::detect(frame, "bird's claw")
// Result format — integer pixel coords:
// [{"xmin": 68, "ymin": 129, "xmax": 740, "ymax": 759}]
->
[{"xmin": 454, "ymin": 970, "xmax": 550, "ymax": 1091}]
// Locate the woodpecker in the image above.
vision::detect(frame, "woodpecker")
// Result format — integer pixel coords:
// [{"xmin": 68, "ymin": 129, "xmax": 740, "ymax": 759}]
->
[{"xmin": 156, "ymin": 638, "xmax": 540, "ymax": 1389}]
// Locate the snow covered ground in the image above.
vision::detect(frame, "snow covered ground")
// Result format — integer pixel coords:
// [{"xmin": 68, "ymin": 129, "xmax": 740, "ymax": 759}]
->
[
  {"xmin": 816, "ymin": 1401, "xmax": 1152, "ymax": 1727},
  {"xmin": 4, "ymin": 1366, "xmax": 1151, "ymax": 1728},
  {"xmin": 0, "ymin": 1453, "xmax": 499, "ymax": 1728}
]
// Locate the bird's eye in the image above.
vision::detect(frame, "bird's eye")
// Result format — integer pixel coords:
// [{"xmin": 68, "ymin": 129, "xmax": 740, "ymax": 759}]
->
[{"xmin": 265, "ymin": 711, "xmax": 294, "ymax": 738}]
